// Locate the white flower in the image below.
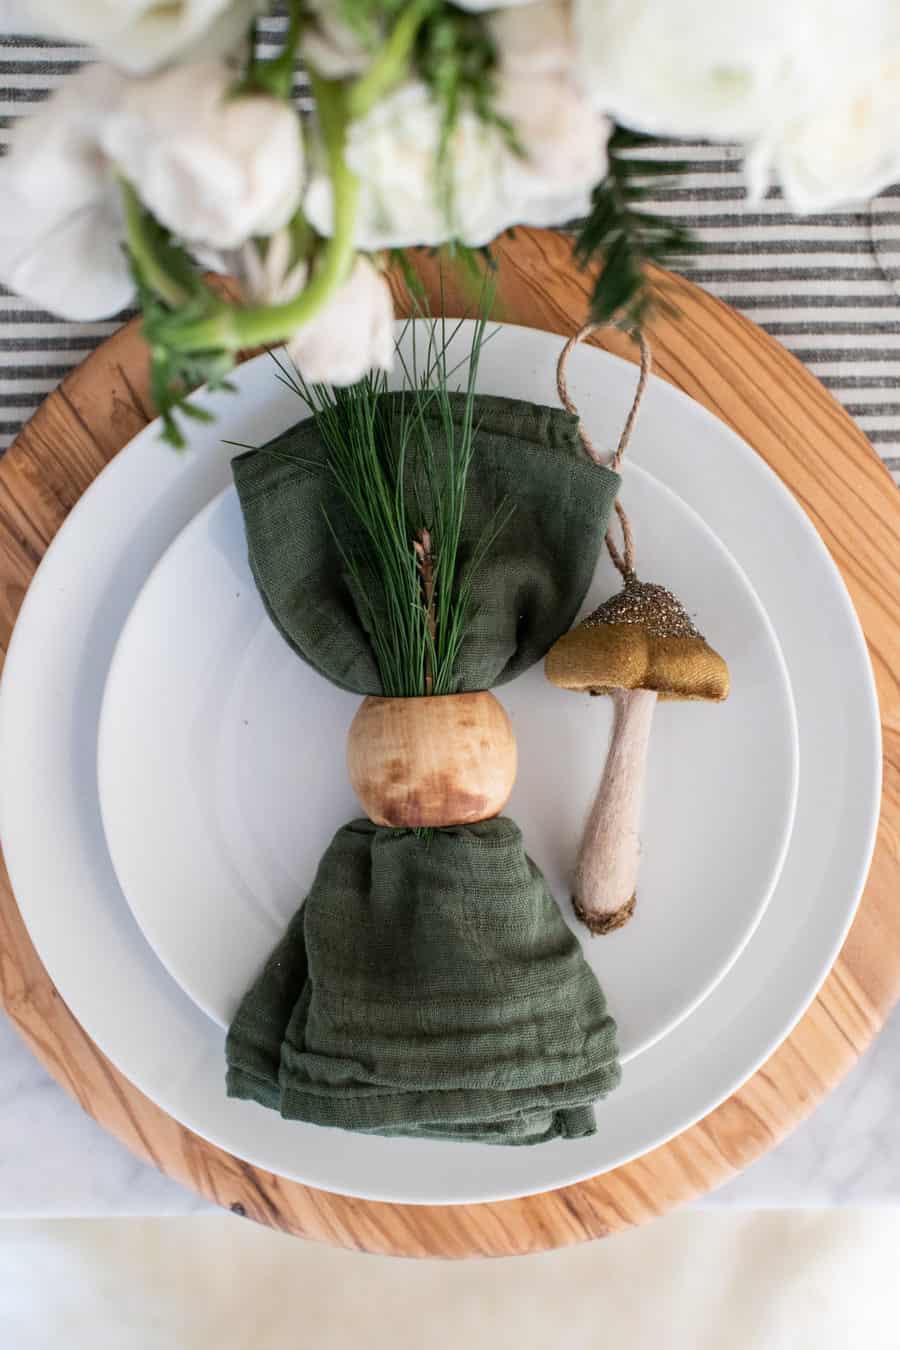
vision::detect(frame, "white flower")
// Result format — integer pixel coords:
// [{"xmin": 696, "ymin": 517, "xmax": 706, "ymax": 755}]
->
[
  {"xmin": 24, "ymin": 0, "xmax": 265, "ymax": 74},
  {"xmin": 573, "ymin": 0, "xmax": 900, "ymax": 211},
  {"xmin": 497, "ymin": 71, "xmax": 608, "ymax": 197},
  {"xmin": 239, "ymin": 229, "xmax": 308, "ymax": 306},
  {"xmin": 573, "ymin": 0, "xmax": 800, "ymax": 139},
  {"xmin": 489, "ymin": 0, "xmax": 574, "ymax": 76},
  {"xmin": 320, "ymin": 83, "xmax": 509, "ymax": 248},
  {"xmin": 0, "ymin": 57, "xmax": 305, "ymax": 320},
  {"xmin": 0, "ymin": 64, "xmax": 134, "ymax": 320},
  {"xmin": 305, "ymin": 79, "xmax": 607, "ymax": 249},
  {"xmin": 239, "ymin": 236, "xmax": 394, "ymax": 385},
  {"xmin": 301, "ymin": 0, "xmax": 374, "ymax": 78},
  {"xmin": 286, "ymin": 258, "xmax": 395, "ymax": 386},
  {"xmin": 746, "ymin": 49, "xmax": 900, "ymax": 210},
  {"xmin": 101, "ymin": 62, "xmax": 304, "ymax": 251}
]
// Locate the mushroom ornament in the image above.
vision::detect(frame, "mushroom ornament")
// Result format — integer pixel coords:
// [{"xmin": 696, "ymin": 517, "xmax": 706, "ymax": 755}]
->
[
  {"xmin": 546, "ymin": 574, "xmax": 729, "ymax": 932},
  {"xmin": 548, "ymin": 325, "xmax": 730, "ymax": 935}
]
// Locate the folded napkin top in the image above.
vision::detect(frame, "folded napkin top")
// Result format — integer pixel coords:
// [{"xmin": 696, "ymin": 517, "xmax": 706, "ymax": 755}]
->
[
  {"xmin": 231, "ymin": 392, "xmax": 617, "ymax": 694},
  {"xmin": 226, "ymin": 390, "xmax": 622, "ymax": 1145}
]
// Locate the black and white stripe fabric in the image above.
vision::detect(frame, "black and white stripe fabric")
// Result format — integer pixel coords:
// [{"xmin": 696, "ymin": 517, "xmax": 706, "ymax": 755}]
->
[{"xmin": 1, "ymin": 28, "xmax": 899, "ymax": 484}]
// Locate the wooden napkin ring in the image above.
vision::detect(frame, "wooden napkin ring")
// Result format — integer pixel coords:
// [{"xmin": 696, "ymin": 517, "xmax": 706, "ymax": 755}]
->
[{"xmin": 346, "ymin": 691, "xmax": 517, "ymax": 828}]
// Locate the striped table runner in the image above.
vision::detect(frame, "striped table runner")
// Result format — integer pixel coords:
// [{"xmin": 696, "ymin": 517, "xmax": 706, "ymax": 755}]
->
[{"xmin": 1, "ymin": 26, "xmax": 899, "ymax": 484}]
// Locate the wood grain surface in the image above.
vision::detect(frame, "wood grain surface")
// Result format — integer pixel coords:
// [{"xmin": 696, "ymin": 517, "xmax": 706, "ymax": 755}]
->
[
  {"xmin": 347, "ymin": 692, "xmax": 517, "ymax": 827},
  {"xmin": 0, "ymin": 229, "xmax": 897, "ymax": 1258}
]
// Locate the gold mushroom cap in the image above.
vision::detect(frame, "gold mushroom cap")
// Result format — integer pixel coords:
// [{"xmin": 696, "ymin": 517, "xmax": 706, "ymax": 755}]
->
[{"xmin": 545, "ymin": 577, "xmax": 730, "ymax": 703}]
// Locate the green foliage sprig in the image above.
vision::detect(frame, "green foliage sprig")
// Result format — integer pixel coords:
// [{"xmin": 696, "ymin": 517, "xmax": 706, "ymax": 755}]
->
[{"xmin": 574, "ymin": 127, "xmax": 697, "ymax": 328}]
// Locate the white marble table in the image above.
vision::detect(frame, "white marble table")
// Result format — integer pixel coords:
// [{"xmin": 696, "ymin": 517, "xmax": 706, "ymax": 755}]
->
[{"xmin": 3, "ymin": 1002, "xmax": 899, "ymax": 1214}]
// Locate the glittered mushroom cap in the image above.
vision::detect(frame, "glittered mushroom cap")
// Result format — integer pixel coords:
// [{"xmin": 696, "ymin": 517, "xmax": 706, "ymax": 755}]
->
[{"xmin": 545, "ymin": 577, "xmax": 730, "ymax": 702}]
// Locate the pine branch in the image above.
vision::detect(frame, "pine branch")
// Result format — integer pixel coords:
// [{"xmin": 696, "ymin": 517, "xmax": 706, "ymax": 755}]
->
[
  {"xmin": 285, "ymin": 313, "xmax": 506, "ymax": 698},
  {"xmin": 574, "ymin": 127, "xmax": 698, "ymax": 330}
]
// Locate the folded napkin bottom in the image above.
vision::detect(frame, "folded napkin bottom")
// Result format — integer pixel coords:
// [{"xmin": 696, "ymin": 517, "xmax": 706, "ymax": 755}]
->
[{"xmin": 226, "ymin": 819, "xmax": 620, "ymax": 1146}]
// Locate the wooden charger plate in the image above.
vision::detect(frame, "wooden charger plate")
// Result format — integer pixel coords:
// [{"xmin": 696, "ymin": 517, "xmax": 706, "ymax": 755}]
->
[{"xmin": 0, "ymin": 230, "xmax": 898, "ymax": 1257}]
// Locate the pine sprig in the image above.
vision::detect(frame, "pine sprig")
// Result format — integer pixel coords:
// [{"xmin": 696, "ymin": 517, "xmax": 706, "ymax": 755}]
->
[
  {"xmin": 314, "ymin": 373, "xmax": 428, "ymax": 697},
  {"xmin": 575, "ymin": 128, "xmax": 697, "ymax": 329},
  {"xmin": 400, "ymin": 312, "xmax": 513, "ymax": 696},
  {"xmin": 269, "ymin": 315, "xmax": 510, "ymax": 698}
]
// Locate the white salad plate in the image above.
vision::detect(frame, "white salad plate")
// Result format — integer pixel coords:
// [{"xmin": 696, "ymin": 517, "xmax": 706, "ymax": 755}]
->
[
  {"xmin": 98, "ymin": 469, "xmax": 797, "ymax": 1060},
  {"xmin": 0, "ymin": 323, "xmax": 880, "ymax": 1206}
]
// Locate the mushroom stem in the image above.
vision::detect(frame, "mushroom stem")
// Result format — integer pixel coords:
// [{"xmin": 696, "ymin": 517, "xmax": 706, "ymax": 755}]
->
[{"xmin": 573, "ymin": 686, "xmax": 657, "ymax": 934}]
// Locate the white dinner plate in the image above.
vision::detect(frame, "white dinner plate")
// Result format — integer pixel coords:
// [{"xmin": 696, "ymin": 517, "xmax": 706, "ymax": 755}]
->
[
  {"xmin": 0, "ymin": 324, "xmax": 880, "ymax": 1205},
  {"xmin": 98, "ymin": 467, "xmax": 797, "ymax": 1059}
]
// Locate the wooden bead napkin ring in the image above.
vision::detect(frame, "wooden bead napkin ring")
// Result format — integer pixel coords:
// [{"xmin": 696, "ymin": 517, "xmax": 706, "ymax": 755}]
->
[{"xmin": 346, "ymin": 691, "xmax": 517, "ymax": 828}]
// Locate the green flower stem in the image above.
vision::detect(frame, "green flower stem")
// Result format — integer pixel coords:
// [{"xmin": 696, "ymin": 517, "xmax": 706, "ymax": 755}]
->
[
  {"xmin": 164, "ymin": 78, "xmax": 359, "ymax": 355},
  {"xmin": 347, "ymin": 0, "xmax": 436, "ymax": 122},
  {"xmin": 120, "ymin": 179, "xmax": 191, "ymax": 310}
]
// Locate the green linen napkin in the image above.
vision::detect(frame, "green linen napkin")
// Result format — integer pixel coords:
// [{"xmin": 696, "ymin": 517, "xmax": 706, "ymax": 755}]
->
[{"xmin": 226, "ymin": 391, "xmax": 622, "ymax": 1144}]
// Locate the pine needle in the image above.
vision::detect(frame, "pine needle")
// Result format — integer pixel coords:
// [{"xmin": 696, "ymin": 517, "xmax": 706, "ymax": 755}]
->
[{"xmin": 286, "ymin": 313, "xmax": 507, "ymax": 697}]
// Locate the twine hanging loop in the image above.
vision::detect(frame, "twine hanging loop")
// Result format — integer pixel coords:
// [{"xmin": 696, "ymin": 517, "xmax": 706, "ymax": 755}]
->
[{"xmin": 556, "ymin": 323, "xmax": 652, "ymax": 580}]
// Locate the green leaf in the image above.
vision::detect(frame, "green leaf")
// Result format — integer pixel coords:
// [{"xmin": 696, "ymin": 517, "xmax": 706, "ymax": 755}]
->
[
  {"xmin": 574, "ymin": 127, "xmax": 698, "ymax": 329},
  {"xmin": 136, "ymin": 287, "xmax": 237, "ymax": 449}
]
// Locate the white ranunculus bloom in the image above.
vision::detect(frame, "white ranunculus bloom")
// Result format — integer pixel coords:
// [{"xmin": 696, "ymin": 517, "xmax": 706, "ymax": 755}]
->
[
  {"xmin": 0, "ymin": 57, "xmax": 304, "ymax": 318},
  {"xmin": 240, "ymin": 233, "xmax": 393, "ymax": 384},
  {"xmin": 305, "ymin": 83, "xmax": 505, "ymax": 248},
  {"xmin": 497, "ymin": 71, "xmax": 608, "ymax": 192},
  {"xmin": 3, "ymin": 63, "xmax": 125, "ymax": 217},
  {"xmin": 574, "ymin": 0, "xmax": 900, "ymax": 210},
  {"xmin": 573, "ymin": 0, "xmax": 800, "ymax": 139},
  {"xmin": 0, "ymin": 189, "xmax": 134, "ymax": 322},
  {"xmin": 746, "ymin": 50, "xmax": 900, "ymax": 210},
  {"xmin": 305, "ymin": 79, "xmax": 608, "ymax": 250},
  {"xmin": 0, "ymin": 64, "xmax": 134, "ymax": 320},
  {"xmin": 489, "ymin": 0, "xmax": 574, "ymax": 75},
  {"xmin": 239, "ymin": 229, "xmax": 308, "ymax": 306},
  {"xmin": 286, "ymin": 258, "xmax": 395, "ymax": 386},
  {"xmin": 25, "ymin": 0, "xmax": 264, "ymax": 74},
  {"xmin": 101, "ymin": 62, "xmax": 304, "ymax": 251}
]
